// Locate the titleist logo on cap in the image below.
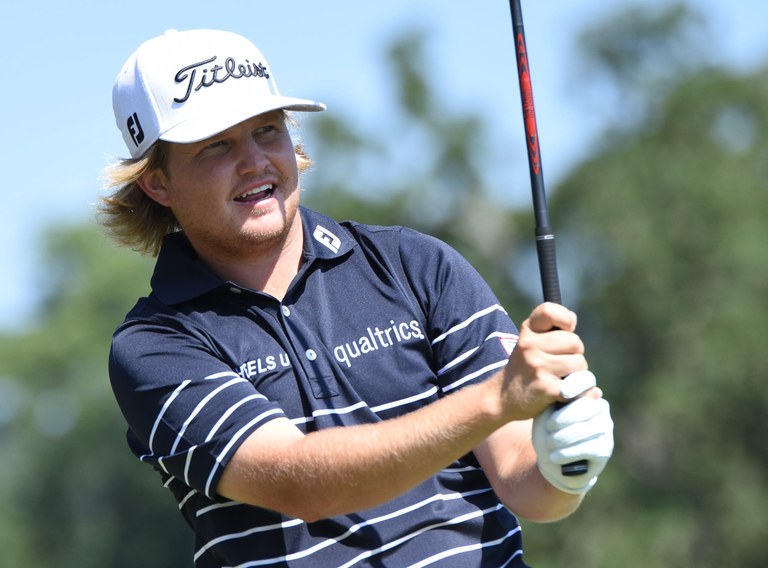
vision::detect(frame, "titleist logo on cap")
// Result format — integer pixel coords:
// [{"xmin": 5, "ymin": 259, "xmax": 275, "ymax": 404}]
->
[{"xmin": 174, "ymin": 56, "xmax": 271, "ymax": 104}]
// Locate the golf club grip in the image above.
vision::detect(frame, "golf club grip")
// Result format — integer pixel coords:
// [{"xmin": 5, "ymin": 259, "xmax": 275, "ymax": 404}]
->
[
  {"xmin": 535, "ymin": 230, "xmax": 561, "ymax": 305},
  {"xmin": 510, "ymin": 0, "xmax": 589, "ymax": 477}
]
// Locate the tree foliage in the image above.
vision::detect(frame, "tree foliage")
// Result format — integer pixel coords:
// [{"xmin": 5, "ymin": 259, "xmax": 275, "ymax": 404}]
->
[
  {"xmin": 519, "ymin": 6, "xmax": 768, "ymax": 567},
  {"xmin": 0, "ymin": 4, "xmax": 766, "ymax": 566},
  {"xmin": 0, "ymin": 228, "xmax": 191, "ymax": 567}
]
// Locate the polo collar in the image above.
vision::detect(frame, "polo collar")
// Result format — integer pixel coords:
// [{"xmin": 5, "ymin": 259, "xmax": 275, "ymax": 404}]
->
[{"xmin": 150, "ymin": 207, "xmax": 356, "ymax": 305}]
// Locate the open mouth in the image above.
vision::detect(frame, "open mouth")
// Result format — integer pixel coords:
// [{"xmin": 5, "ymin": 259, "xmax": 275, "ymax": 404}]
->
[{"xmin": 234, "ymin": 184, "xmax": 275, "ymax": 203}]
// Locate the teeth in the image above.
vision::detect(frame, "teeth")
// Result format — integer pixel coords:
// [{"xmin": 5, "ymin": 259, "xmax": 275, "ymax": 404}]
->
[{"xmin": 238, "ymin": 184, "xmax": 273, "ymax": 199}]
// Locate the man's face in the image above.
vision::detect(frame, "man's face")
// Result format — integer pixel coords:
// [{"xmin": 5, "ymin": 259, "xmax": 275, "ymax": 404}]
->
[{"xmin": 140, "ymin": 111, "xmax": 302, "ymax": 262}]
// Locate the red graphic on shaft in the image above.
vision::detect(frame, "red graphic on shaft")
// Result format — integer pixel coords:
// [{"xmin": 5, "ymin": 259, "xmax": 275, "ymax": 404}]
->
[{"xmin": 516, "ymin": 33, "xmax": 540, "ymax": 176}]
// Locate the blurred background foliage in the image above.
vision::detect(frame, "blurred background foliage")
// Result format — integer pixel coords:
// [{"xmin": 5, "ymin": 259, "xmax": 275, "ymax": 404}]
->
[{"xmin": 1, "ymin": 3, "xmax": 766, "ymax": 566}]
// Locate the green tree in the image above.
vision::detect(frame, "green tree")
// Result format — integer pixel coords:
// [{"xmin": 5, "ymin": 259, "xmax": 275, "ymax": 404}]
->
[
  {"xmin": 0, "ymin": 226, "xmax": 191, "ymax": 567},
  {"xmin": 517, "ymin": 5, "xmax": 768, "ymax": 567}
]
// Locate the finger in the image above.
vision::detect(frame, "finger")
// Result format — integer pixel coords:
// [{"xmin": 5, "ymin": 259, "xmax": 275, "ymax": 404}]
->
[
  {"xmin": 583, "ymin": 387, "xmax": 603, "ymax": 400},
  {"xmin": 548, "ymin": 398, "xmax": 611, "ymax": 430},
  {"xmin": 551, "ymin": 444, "xmax": 612, "ymax": 464},
  {"xmin": 514, "ymin": 350, "xmax": 588, "ymax": 384},
  {"xmin": 560, "ymin": 370, "xmax": 596, "ymax": 400},
  {"xmin": 540, "ymin": 329, "xmax": 585, "ymax": 356},
  {"xmin": 514, "ymin": 329, "xmax": 584, "ymax": 363},
  {"xmin": 548, "ymin": 355, "xmax": 589, "ymax": 384},
  {"xmin": 548, "ymin": 422, "xmax": 611, "ymax": 452},
  {"xmin": 526, "ymin": 302, "xmax": 577, "ymax": 333},
  {"xmin": 511, "ymin": 349, "xmax": 587, "ymax": 385}
]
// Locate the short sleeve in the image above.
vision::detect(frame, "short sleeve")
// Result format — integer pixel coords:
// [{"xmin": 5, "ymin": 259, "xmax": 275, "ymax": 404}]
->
[
  {"xmin": 109, "ymin": 314, "xmax": 286, "ymax": 499},
  {"xmin": 395, "ymin": 228, "xmax": 520, "ymax": 394}
]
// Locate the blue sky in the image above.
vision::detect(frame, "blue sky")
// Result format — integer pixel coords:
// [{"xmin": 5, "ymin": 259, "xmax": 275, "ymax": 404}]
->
[{"xmin": 2, "ymin": 0, "xmax": 767, "ymax": 330}]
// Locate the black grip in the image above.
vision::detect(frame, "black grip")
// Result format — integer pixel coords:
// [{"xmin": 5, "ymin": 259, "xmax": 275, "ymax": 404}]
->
[{"xmin": 535, "ymin": 230, "xmax": 561, "ymax": 305}]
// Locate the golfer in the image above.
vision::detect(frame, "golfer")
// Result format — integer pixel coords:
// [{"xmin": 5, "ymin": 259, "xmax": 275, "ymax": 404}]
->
[{"xmin": 100, "ymin": 29, "xmax": 614, "ymax": 567}]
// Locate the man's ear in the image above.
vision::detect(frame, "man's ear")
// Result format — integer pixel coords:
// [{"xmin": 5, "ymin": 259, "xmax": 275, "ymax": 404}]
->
[{"xmin": 138, "ymin": 169, "xmax": 173, "ymax": 207}]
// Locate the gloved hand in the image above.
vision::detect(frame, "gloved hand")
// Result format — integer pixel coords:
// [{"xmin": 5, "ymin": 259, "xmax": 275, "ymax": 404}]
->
[{"xmin": 532, "ymin": 371, "xmax": 614, "ymax": 494}]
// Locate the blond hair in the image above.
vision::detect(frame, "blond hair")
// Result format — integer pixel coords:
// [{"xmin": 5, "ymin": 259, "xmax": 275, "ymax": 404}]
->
[{"xmin": 97, "ymin": 112, "xmax": 311, "ymax": 257}]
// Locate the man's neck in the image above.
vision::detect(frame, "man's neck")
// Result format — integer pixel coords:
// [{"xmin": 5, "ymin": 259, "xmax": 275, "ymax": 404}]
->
[{"xmin": 194, "ymin": 217, "xmax": 305, "ymax": 301}]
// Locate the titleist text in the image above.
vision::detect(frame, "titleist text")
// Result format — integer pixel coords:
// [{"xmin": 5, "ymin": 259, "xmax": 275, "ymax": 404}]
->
[{"xmin": 174, "ymin": 56, "xmax": 270, "ymax": 103}]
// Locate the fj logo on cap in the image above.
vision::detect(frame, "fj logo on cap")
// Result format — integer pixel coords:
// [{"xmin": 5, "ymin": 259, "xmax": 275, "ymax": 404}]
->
[
  {"xmin": 174, "ymin": 56, "xmax": 270, "ymax": 104},
  {"xmin": 127, "ymin": 112, "xmax": 145, "ymax": 147}
]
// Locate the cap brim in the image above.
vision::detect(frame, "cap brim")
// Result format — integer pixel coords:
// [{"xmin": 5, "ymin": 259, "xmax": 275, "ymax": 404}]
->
[{"xmin": 159, "ymin": 96, "xmax": 326, "ymax": 144}]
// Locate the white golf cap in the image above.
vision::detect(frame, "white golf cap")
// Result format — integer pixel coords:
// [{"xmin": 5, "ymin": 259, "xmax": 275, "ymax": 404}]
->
[{"xmin": 113, "ymin": 29, "xmax": 326, "ymax": 158}]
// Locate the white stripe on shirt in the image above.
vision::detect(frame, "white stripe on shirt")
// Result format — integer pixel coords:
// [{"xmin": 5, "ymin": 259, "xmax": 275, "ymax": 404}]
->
[{"xmin": 431, "ymin": 304, "xmax": 507, "ymax": 345}]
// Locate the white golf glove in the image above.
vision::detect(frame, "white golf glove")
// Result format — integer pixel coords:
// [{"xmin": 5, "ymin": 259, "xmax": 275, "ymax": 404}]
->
[{"xmin": 532, "ymin": 371, "xmax": 614, "ymax": 494}]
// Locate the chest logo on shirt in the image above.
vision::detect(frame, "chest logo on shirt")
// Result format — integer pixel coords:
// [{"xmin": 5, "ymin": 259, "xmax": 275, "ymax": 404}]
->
[
  {"xmin": 333, "ymin": 319, "xmax": 425, "ymax": 368},
  {"xmin": 313, "ymin": 225, "xmax": 341, "ymax": 254}
]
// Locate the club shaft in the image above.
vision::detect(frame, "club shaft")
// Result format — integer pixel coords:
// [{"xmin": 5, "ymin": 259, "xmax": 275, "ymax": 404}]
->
[
  {"xmin": 509, "ymin": 0, "xmax": 588, "ymax": 477},
  {"xmin": 510, "ymin": 1, "xmax": 561, "ymax": 303}
]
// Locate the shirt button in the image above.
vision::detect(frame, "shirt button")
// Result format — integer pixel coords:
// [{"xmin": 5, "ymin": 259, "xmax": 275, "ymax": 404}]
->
[
  {"xmin": 281, "ymin": 305, "xmax": 291, "ymax": 317},
  {"xmin": 305, "ymin": 349, "xmax": 317, "ymax": 361}
]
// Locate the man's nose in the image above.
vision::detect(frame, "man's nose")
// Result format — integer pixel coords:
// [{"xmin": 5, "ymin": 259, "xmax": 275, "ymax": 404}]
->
[{"xmin": 236, "ymin": 138, "xmax": 270, "ymax": 175}]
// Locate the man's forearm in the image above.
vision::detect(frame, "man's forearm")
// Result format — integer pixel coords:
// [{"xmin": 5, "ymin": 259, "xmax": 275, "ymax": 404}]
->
[
  {"xmin": 474, "ymin": 420, "xmax": 584, "ymax": 522},
  {"xmin": 219, "ymin": 373, "xmax": 510, "ymax": 521}
]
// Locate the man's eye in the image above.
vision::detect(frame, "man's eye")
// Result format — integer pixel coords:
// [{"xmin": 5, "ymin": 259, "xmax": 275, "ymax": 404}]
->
[
  {"xmin": 255, "ymin": 125, "xmax": 276, "ymax": 136},
  {"xmin": 205, "ymin": 140, "xmax": 227, "ymax": 150}
]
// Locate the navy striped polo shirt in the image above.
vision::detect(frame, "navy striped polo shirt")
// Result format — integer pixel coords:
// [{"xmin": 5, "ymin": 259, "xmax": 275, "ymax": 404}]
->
[{"xmin": 108, "ymin": 207, "xmax": 528, "ymax": 567}]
